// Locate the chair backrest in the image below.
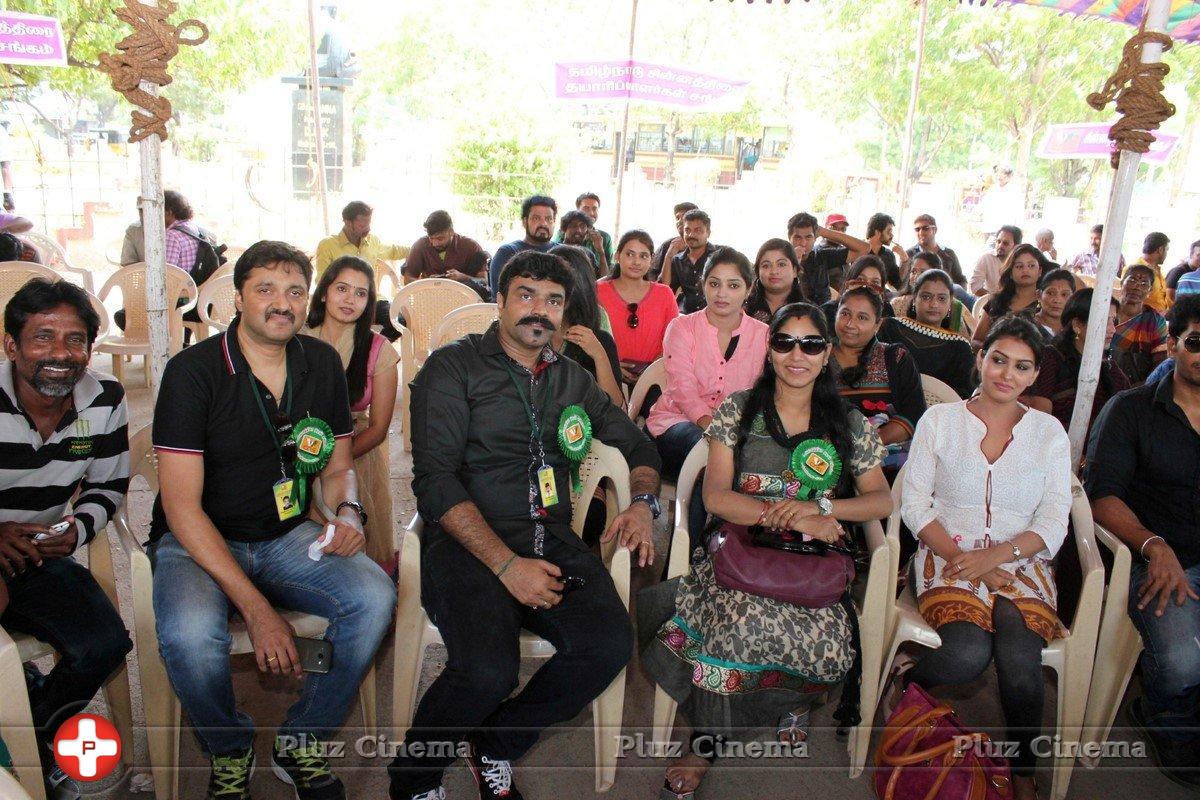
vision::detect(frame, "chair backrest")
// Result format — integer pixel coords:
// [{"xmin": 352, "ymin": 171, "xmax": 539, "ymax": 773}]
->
[
  {"xmin": 374, "ymin": 259, "xmax": 403, "ymax": 299},
  {"xmin": 198, "ymin": 272, "xmax": 238, "ymax": 332},
  {"xmin": 98, "ymin": 262, "xmax": 198, "ymax": 349},
  {"xmin": 972, "ymin": 294, "xmax": 989, "ymax": 316},
  {"xmin": 626, "ymin": 357, "xmax": 667, "ymax": 422},
  {"xmin": 22, "ymin": 231, "xmax": 68, "ymax": 266},
  {"xmin": 571, "ymin": 440, "xmax": 633, "ymax": 537},
  {"xmin": 0, "ymin": 261, "xmax": 63, "ymax": 338},
  {"xmin": 675, "ymin": 438, "xmax": 710, "ymax": 522},
  {"xmin": 430, "ymin": 303, "xmax": 497, "ymax": 351},
  {"xmin": 392, "ymin": 278, "xmax": 481, "ymax": 365},
  {"xmin": 127, "ymin": 424, "xmax": 159, "ymax": 494},
  {"xmin": 829, "ymin": 286, "xmax": 840, "ymax": 302},
  {"xmin": 1065, "ymin": 477, "xmax": 1104, "ymax": 636},
  {"xmin": 920, "ymin": 374, "xmax": 959, "ymax": 407}
]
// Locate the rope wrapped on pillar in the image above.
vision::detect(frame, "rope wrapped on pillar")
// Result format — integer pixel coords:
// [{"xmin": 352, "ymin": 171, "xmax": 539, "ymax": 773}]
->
[{"xmin": 1086, "ymin": 21, "xmax": 1175, "ymax": 168}]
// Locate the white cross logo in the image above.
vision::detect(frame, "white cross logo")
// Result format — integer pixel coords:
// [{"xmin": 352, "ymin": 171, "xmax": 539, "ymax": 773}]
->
[{"xmin": 55, "ymin": 718, "xmax": 119, "ymax": 777}]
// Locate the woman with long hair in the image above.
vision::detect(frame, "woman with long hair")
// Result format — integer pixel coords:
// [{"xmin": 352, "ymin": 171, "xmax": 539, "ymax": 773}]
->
[
  {"xmin": 548, "ymin": 244, "xmax": 624, "ymax": 406},
  {"xmin": 899, "ymin": 316, "xmax": 1072, "ymax": 800},
  {"xmin": 648, "ymin": 247, "xmax": 769, "ymax": 553},
  {"xmin": 1032, "ymin": 268, "xmax": 1076, "ymax": 339},
  {"xmin": 823, "ymin": 254, "xmax": 894, "ymax": 330},
  {"xmin": 879, "ymin": 269, "xmax": 976, "ymax": 399},
  {"xmin": 304, "ymin": 255, "xmax": 400, "ymax": 574},
  {"xmin": 639, "ymin": 302, "xmax": 892, "ymax": 798},
  {"xmin": 972, "ymin": 244, "xmax": 1050, "ymax": 347},
  {"xmin": 833, "ymin": 285, "xmax": 926, "ymax": 473},
  {"xmin": 1024, "ymin": 287, "xmax": 1128, "ymax": 436},
  {"xmin": 596, "ymin": 230, "xmax": 679, "ymax": 386},
  {"xmin": 892, "ymin": 251, "xmax": 974, "ymax": 337},
  {"xmin": 745, "ymin": 238, "xmax": 807, "ymax": 323}
]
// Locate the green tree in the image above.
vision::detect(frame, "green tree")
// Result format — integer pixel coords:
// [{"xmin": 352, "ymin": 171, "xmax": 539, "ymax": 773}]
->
[{"xmin": 447, "ymin": 132, "xmax": 565, "ymax": 240}]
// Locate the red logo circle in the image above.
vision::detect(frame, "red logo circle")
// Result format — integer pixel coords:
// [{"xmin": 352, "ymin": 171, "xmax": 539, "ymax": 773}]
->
[{"xmin": 52, "ymin": 714, "xmax": 121, "ymax": 782}]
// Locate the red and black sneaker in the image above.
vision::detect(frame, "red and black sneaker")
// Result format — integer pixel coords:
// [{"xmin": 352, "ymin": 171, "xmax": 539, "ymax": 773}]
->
[{"xmin": 466, "ymin": 744, "xmax": 524, "ymax": 800}]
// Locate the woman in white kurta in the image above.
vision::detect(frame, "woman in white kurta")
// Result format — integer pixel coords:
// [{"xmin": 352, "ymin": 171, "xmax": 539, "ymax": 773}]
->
[{"xmin": 900, "ymin": 315, "xmax": 1072, "ymax": 800}]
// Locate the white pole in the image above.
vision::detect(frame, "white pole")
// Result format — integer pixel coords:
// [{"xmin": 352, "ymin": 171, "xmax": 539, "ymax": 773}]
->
[
  {"xmin": 136, "ymin": 13, "xmax": 169, "ymax": 393},
  {"xmin": 1067, "ymin": 0, "xmax": 1173, "ymax": 468},
  {"xmin": 306, "ymin": 0, "xmax": 330, "ymax": 232},
  {"xmin": 898, "ymin": 0, "xmax": 929, "ymax": 222},
  {"xmin": 612, "ymin": 0, "xmax": 639, "ymax": 236}
]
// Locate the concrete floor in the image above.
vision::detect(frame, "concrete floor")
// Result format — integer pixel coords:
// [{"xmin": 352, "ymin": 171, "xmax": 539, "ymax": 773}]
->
[{"xmin": 46, "ymin": 357, "xmax": 1198, "ymax": 800}]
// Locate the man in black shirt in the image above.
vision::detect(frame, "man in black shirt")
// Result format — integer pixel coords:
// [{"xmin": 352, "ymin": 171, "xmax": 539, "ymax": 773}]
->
[
  {"xmin": 665, "ymin": 208, "xmax": 716, "ymax": 314},
  {"xmin": 787, "ymin": 211, "xmax": 868, "ymax": 305},
  {"xmin": 388, "ymin": 251, "xmax": 661, "ymax": 800},
  {"xmin": 650, "ymin": 201, "xmax": 698, "ymax": 280},
  {"xmin": 864, "ymin": 212, "xmax": 910, "ymax": 290},
  {"xmin": 151, "ymin": 241, "xmax": 395, "ymax": 800},
  {"xmin": 1086, "ymin": 293, "xmax": 1200, "ymax": 788}
]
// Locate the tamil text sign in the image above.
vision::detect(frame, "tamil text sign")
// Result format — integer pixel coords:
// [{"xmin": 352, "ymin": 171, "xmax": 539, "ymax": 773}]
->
[
  {"xmin": 1039, "ymin": 122, "xmax": 1178, "ymax": 166},
  {"xmin": 0, "ymin": 11, "xmax": 66, "ymax": 67},
  {"xmin": 555, "ymin": 60, "xmax": 747, "ymax": 110}
]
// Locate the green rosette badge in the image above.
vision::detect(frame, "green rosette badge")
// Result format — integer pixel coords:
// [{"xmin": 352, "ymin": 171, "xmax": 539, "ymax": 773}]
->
[
  {"xmin": 291, "ymin": 416, "xmax": 335, "ymax": 506},
  {"xmin": 783, "ymin": 438, "xmax": 842, "ymax": 500},
  {"xmin": 557, "ymin": 405, "xmax": 593, "ymax": 494}
]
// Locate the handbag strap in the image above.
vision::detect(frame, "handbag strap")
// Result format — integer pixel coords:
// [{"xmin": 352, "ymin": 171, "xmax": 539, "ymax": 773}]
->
[{"xmin": 878, "ymin": 702, "xmax": 990, "ymax": 800}]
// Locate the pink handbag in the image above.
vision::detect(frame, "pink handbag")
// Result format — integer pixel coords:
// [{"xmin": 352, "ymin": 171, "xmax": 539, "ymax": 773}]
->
[
  {"xmin": 711, "ymin": 522, "xmax": 854, "ymax": 608},
  {"xmin": 874, "ymin": 683, "xmax": 1011, "ymax": 800}
]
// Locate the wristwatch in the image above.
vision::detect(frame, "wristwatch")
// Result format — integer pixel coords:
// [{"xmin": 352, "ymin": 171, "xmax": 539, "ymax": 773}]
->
[
  {"xmin": 336, "ymin": 500, "xmax": 368, "ymax": 526},
  {"xmin": 816, "ymin": 496, "xmax": 834, "ymax": 517},
  {"xmin": 631, "ymin": 493, "xmax": 662, "ymax": 520},
  {"xmin": 1010, "ymin": 542, "xmax": 1022, "ymax": 561}
]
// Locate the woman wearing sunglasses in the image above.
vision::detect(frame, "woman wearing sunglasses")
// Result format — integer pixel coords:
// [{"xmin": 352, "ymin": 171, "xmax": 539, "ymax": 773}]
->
[
  {"xmin": 639, "ymin": 302, "xmax": 891, "ymax": 799},
  {"xmin": 304, "ymin": 256, "xmax": 400, "ymax": 575},
  {"xmin": 833, "ymin": 285, "xmax": 926, "ymax": 475},
  {"xmin": 596, "ymin": 230, "xmax": 679, "ymax": 387},
  {"xmin": 879, "ymin": 269, "xmax": 976, "ymax": 399},
  {"xmin": 647, "ymin": 247, "xmax": 768, "ymax": 553},
  {"xmin": 899, "ymin": 316, "xmax": 1072, "ymax": 800}
]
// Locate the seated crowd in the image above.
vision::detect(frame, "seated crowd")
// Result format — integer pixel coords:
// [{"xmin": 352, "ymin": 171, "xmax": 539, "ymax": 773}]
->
[{"xmin": 1, "ymin": 189, "xmax": 1199, "ymax": 800}]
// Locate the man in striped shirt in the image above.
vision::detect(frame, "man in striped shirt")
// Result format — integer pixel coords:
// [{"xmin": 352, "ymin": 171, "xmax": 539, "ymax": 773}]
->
[{"xmin": 1, "ymin": 278, "xmax": 132, "ymax": 799}]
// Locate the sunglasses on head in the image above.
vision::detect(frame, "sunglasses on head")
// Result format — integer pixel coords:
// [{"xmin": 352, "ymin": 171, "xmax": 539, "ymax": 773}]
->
[
  {"xmin": 626, "ymin": 302, "xmax": 639, "ymax": 330},
  {"xmin": 769, "ymin": 333, "xmax": 828, "ymax": 355},
  {"xmin": 1181, "ymin": 334, "xmax": 1200, "ymax": 354}
]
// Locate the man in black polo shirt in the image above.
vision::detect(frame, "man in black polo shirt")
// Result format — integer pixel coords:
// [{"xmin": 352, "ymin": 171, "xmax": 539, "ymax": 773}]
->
[
  {"xmin": 787, "ymin": 211, "xmax": 869, "ymax": 305},
  {"xmin": 150, "ymin": 240, "xmax": 395, "ymax": 800},
  {"xmin": 1086, "ymin": 293, "xmax": 1200, "ymax": 789},
  {"xmin": 665, "ymin": 208, "xmax": 716, "ymax": 314},
  {"xmin": 388, "ymin": 251, "xmax": 661, "ymax": 800}
]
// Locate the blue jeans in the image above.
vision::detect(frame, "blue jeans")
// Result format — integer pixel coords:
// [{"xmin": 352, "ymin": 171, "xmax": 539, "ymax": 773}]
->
[
  {"xmin": 150, "ymin": 520, "xmax": 395, "ymax": 755},
  {"xmin": 653, "ymin": 421, "xmax": 708, "ymax": 556},
  {"xmin": 1128, "ymin": 560, "xmax": 1200, "ymax": 742}
]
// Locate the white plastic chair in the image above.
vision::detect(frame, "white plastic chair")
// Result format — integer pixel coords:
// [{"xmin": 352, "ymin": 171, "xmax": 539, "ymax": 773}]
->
[
  {"xmin": 651, "ymin": 438, "xmax": 892, "ymax": 782},
  {"xmin": 919, "ymin": 374, "xmax": 960, "ymax": 408},
  {"xmin": 429, "ymin": 303, "xmax": 497, "ymax": 351},
  {"xmin": 20, "ymin": 232, "xmax": 94, "ymax": 294},
  {"xmin": 869, "ymin": 474, "xmax": 1104, "ymax": 800},
  {"xmin": 1079, "ymin": 524, "xmax": 1141, "ymax": 768},
  {"xmin": 0, "ymin": 766, "xmax": 34, "ymax": 800},
  {"xmin": 113, "ymin": 426, "xmax": 378, "ymax": 800},
  {"xmin": 625, "ymin": 357, "xmax": 666, "ymax": 426},
  {"xmin": 94, "ymin": 263, "xmax": 197, "ymax": 386},
  {"xmin": 388, "ymin": 278, "xmax": 481, "ymax": 450},
  {"xmin": 373, "ymin": 259, "xmax": 403, "ymax": 300},
  {"xmin": 192, "ymin": 272, "xmax": 238, "ymax": 338},
  {"xmin": 0, "ymin": 262, "xmax": 110, "ymax": 348},
  {"xmin": 0, "ymin": 518, "xmax": 136, "ymax": 800},
  {"xmin": 392, "ymin": 441, "xmax": 632, "ymax": 793}
]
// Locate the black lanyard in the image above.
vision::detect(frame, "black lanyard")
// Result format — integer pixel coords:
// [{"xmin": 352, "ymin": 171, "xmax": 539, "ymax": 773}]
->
[{"xmin": 502, "ymin": 354, "xmax": 558, "ymax": 556}]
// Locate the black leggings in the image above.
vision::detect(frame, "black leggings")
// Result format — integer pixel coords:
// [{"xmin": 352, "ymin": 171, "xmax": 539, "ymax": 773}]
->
[{"xmin": 907, "ymin": 596, "xmax": 1045, "ymax": 776}]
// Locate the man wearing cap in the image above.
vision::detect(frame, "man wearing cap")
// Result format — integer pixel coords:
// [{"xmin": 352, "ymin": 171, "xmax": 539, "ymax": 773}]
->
[{"xmin": 816, "ymin": 213, "xmax": 850, "ymax": 251}]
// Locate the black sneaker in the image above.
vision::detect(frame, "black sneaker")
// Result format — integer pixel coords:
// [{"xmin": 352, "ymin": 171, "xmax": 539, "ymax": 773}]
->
[
  {"xmin": 1128, "ymin": 696, "xmax": 1200, "ymax": 790},
  {"xmin": 466, "ymin": 745, "xmax": 523, "ymax": 800},
  {"xmin": 271, "ymin": 737, "xmax": 345, "ymax": 800},
  {"xmin": 206, "ymin": 748, "xmax": 254, "ymax": 800},
  {"xmin": 45, "ymin": 765, "xmax": 80, "ymax": 800}
]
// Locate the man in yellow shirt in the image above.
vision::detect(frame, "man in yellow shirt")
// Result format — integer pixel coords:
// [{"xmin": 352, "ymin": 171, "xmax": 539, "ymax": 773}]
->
[
  {"xmin": 315, "ymin": 200, "xmax": 408, "ymax": 339},
  {"xmin": 1125, "ymin": 231, "xmax": 1171, "ymax": 314}
]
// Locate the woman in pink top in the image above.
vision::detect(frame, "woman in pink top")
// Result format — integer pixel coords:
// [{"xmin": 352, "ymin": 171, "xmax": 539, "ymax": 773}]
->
[
  {"xmin": 596, "ymin": 229, "xmax": 679, "ymax": 386},
  {"xmin": 647, "ymin": 247, "xmax": 769, "ymax": 551}
]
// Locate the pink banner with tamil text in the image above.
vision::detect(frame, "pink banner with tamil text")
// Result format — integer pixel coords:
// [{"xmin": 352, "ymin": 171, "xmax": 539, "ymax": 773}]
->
[
  {"xmin": 555, "ymin": 60, "xmax": 747, "ymax": 109},
  {"xmin": 0, "ymin": 11, "xmax": 66, "ymax": 67},
  {"xmin": 1039, "ymin": 122, "xmax": 1179, "ymax": 166}
]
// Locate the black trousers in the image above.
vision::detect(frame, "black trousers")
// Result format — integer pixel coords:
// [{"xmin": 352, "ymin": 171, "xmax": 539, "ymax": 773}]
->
[
  {"xmin": 388, "ymin": 530, "xmax": 632, "ymax": 797},
  {"xmin": 1, "ymin": 557, "xmax": 132, "ymax": 762}
]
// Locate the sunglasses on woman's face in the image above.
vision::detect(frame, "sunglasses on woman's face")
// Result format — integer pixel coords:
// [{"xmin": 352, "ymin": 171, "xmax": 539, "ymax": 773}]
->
[
  {"xmin": 1181, "ymin": 334, "xmax": 1200, "ymax": 354},
  {"xmin": 626, "ymin": 302, "xmax": 639, "ymax": 330},
  {"xmin": 769, "ymin": 333, "xmax": 827, "ymax": 355}
]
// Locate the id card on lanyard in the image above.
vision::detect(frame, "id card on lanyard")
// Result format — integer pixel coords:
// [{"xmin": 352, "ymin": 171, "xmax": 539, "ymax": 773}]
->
[
  {"xmin": 503, "ymin": 356, "xmax": 558, "ymax": 556},
  {"xmin": 248, "ymin": 371, "xmax": 299, "ymax": 521}
]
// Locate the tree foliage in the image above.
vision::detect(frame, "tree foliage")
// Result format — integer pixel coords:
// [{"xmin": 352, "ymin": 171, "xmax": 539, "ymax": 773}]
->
[{"xmin": 446, "ymin": 133, "xmax": 565, "ymax": 240}]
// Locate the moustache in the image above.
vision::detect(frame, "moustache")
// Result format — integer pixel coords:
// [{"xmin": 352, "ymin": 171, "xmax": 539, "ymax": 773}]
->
[
  {"xmin": 517, "ymin": 315, "xmax": 556, "ymax": 332},
  {"xmin": 266, "ymin": 310, "xmax": 295, "ymax": 321}
]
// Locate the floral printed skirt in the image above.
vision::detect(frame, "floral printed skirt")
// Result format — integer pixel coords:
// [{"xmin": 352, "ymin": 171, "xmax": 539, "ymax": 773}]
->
[{"xmin": 637, "ymin": 559, "xmax": 855, "ymax": 734}]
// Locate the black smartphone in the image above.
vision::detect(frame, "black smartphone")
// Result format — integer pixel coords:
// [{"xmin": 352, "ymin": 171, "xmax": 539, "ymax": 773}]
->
[
  {"xmin": 560, "ymin": 575, "xmax": 586, "ymax": 594},
  {"xmin": 294, "ymin": 636, "xmax": 333, "ymax": 674}
]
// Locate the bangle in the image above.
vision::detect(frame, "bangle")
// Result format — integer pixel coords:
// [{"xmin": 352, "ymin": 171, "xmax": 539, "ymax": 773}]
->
[
  {"xmin": 756, "ymin": 501, "xmax": 771, "ymax": 527},
  {"xmin": 495, "ymin": 554, "xmax": 518, "ymax": 577},
  {"xmin": 1140, "ymin": 535, "xmax": 1165, "ymax": 559}
]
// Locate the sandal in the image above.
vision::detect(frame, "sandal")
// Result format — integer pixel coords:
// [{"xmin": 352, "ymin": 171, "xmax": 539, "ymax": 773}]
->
[
  {"xmin": 881, "ymin": 653, "xmax": 917, "ymax": 719},
  {"xmin": 777, "ymin": 709, "xmax": 810, "ymax": 745},
  {"xmin": 660, "ymin": 778, "xmax": 695, "ymax": 799}
]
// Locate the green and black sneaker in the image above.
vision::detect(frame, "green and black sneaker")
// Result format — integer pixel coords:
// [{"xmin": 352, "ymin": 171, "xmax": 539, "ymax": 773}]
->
[
  {"xmin": 206, "ymin": 747, "xmax": 254, "ymax": 800},
  {"xmin": 271, "ymin": 737, "xmax": 345, "ymax": 800}
]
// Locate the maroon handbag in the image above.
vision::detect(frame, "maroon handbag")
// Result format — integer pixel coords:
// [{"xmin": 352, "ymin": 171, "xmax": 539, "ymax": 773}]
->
[{"xmin": 711, "ymin": 522, "xmax": 854, "ymax": 608}]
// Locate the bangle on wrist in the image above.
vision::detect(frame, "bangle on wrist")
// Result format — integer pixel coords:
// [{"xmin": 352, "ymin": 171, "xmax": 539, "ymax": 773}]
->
[
  {"xmin": 495, "ymin": 553, "xmax": 517, "ymax": 578},
  {"xmin": 1140, "ymin": 535, "xmax": 1165, "ymax": 559},
  {"xmin": 756, "ymin": 501, "xmax": 771, "ymax": 527}
]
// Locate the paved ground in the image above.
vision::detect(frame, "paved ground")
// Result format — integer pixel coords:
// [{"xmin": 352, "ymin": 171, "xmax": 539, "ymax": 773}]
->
[{"xmin": 42, "ymin": 356, "xmax": 1197, "ymax": 799}]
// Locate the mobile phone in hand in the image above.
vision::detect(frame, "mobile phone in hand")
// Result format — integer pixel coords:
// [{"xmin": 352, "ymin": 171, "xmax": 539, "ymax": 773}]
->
[
  {"xmin": 34, "ymin": 520, "xmax": 71, "ymax": 541},
  {"xmin": 560, "ymin": 575, "xmax": 586, "ymax": 595},
  {"xmin": 294, "ymin": 636, "xmax": 333, "ymax": 674}
]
